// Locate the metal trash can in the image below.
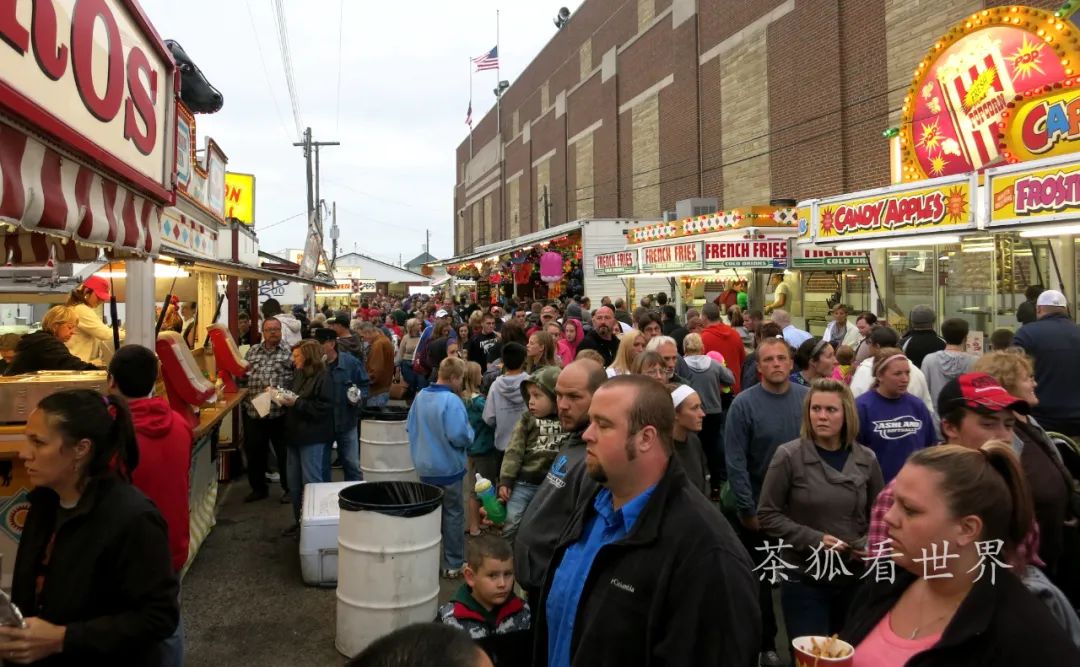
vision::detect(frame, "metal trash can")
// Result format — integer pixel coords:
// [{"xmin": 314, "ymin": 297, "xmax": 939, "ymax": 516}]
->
[
  {"xmin": 335, "ymin": 481, "xmax": 443, "ymax": 658},
  {"xmin": 359, "ymin": 407, "xmax": 418, "ymax": 482}
]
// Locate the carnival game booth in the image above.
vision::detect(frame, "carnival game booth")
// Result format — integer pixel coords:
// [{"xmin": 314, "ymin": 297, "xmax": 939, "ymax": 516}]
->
[
  {"xmin": 433, "ymin": 219, "xmax": 669, "ymax": 306},
  {"xmin": 797, "ymin": 4, "xmax": 1080, "ymax": 337},
  {"xmin": 621, "ymin": 206, "xmax": 801, "ymax": 321}
]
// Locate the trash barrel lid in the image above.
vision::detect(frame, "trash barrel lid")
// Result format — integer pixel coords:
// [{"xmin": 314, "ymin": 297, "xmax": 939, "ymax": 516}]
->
[
  {"xmin": 360, "ymin": 406, "xmax": 409, "ymax": 421},
  {"xmin": 338, "ymin": 481, "xmax": 443, "ymax": 518}
]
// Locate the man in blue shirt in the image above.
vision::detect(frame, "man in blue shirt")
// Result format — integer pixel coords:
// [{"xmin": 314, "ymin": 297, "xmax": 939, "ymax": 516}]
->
[
  {"xmin": 535, "ymin": 375, "xmax": 759, "ymax": 667},
  {"xmin": 314, "ymin": 328, "xmax": 369, "ymax": 481}
]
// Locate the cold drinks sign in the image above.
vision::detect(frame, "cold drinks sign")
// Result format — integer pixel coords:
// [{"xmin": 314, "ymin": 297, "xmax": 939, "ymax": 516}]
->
[{"xmin": 0, "ymin": 0, "xmax": 176, "ymax": 199}]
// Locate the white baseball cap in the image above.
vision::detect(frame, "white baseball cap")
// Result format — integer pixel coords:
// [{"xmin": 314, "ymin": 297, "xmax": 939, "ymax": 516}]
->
[
  {"xmin": 435, "ymin": 309, "xmax": 449, "ymax": 318},
  {"xmin": 1037, "ymin": 289, "xmax": 1068, "ymax": 307}
]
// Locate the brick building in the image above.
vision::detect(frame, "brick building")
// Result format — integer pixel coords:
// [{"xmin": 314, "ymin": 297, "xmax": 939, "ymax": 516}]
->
[{"xmin": 452, "ymin": 0, "xmax": 1063, "ymax": 256}]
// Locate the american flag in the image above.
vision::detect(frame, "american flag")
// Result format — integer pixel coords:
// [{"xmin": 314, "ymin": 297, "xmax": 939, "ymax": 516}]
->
[
  {"xmin": 473, "ymin": 46, "xmax": 498, "ymax": 71},
  {"xmin": 466, "ymin": 101, "xmax": 472, "ymax": 127}
]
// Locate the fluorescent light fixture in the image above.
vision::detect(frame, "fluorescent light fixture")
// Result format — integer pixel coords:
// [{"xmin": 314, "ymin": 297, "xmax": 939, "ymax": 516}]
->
[
  {"xmin": 961, "ymin": 245, "xmax": 994, "ymax": 253},
  {"xmin": 1018, "ymin": 223, "xmax": 1080, "ymax": 238},
  {"xmin": 833, "ymin": 234, "xmax": 962, "ymax": 251},
  {"xmin": 94, "ymin": 265, "xmax": 189, "ymax": 279}
]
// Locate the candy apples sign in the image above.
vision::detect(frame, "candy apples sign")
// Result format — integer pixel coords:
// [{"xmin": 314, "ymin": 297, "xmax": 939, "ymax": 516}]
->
[
  {"xmin": 900, "ymin": 9, "xmax": 1080, "ymax": 182},
  {"xmin": 0, "ymin": 0, "xmax": 177, "ymax": 201},
  {"xmin": 815, "ymin": 176, "xmax": 975, "ymax": 242}
]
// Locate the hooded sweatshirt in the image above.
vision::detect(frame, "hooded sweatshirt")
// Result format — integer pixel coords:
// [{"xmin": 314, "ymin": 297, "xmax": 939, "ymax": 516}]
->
[
  {"xmin": 406, "ymin": 383, "xmax": 473, "ymax": 483},
  {"xmin": 683, "ymin": 354, "xmax": 736, "ymax": 414},
  {"xmin": 483, "ymin": 372, "xmax": 528, "ymax": 452},
  {"xmin": 555, "ymin": 318, "xmax": 584, "ymax": 366},
  {"xmin": 128, "ymin": 397, "xmax": 193, "ymax": 573},
  {"xmin": 500, "ymin": 366, "xmax": 565, "ymax": 487},
  {"xmin": 273, "ymin": 313, "xmax": 303, "ymax": 348},
  {"xmin": 4, "ymin": 330, "xmax": 100, "ymax": 375},
  {"xmin": 700, "ymin": 322, "xmax": 746, "ymax": 393},
  {"xmin": 921, "ymin": 349, "xmax": 976, "ymax": 406}
]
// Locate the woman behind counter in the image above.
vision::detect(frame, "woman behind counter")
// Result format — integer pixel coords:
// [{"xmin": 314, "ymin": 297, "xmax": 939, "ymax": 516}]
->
[
  {"xmin": 64, "ymin": 276, "xmax": 122, "ymax": 364},
  {"xmin": 0, "ymin": 390, "xmax": 178, "ymax": 665},
  {"xmin": 4, "ymin": 307, "xmax": 100, "ymax": 376}
]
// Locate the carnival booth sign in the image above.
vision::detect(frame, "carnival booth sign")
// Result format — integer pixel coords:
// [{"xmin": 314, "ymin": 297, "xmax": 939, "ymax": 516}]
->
[
  {"xmin": 638, "ymin": 241, "xmax": 704, "ymax": 273},
  {"xmin": 703, "ymin": 238, "xmax": 787, "ymax": 269},
  {"xmin": 899, "ymin": 6, "xmax": 1080, "ymax": 182},
  {"xmin": 789, "ymin": 243, "xmax": 870, "ymax": 269},
  {"xmin": 594, "ymin": 250, "xmax": 637, "ymax": 277},
  {"xmin": 814, "ymin": 174, "xmax": 976, "ymax": 244},
  {"xmin": 986, "ymin": 152, "xmax": 1080, "ymax": 227},
  {"xmin": 0, "ymin": 0, "xmax": 178, "ymax": 201}
]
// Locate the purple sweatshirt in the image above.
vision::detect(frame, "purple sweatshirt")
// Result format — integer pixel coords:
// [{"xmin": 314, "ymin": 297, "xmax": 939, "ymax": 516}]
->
[{"xmin": 855, "ymin": 390, "xmax": 937, "ymax": 483}]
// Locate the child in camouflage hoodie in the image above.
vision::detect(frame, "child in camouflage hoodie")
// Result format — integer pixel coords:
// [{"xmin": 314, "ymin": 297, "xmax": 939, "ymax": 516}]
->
[{"xmin": 497, "ymin": 365, "xmax": 565, "ymax": 542}]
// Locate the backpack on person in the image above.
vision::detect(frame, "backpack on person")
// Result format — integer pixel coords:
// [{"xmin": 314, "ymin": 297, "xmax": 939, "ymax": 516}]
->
[{"xmin": 412, "ymin": 330, "xmax": 433, "ymax": 377}]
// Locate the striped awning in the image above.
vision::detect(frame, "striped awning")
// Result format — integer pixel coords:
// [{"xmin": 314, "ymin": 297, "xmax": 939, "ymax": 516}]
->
[{"xmin": 0, "ymin": 121, "xmax": 162, "ymax": 259}]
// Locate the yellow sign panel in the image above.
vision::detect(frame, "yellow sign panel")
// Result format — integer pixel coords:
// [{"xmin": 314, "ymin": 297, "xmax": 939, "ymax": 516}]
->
[
  {"xmin": 224, "ymin": 172, "xmax": 255, "ymax": 225},
  {"xmin": 816, "ymin": 179, "xmax": 973, "ymax": 242},
  {"xmin": 988, "ymin": 159, "xmax": 1080, "ymax": 227}
]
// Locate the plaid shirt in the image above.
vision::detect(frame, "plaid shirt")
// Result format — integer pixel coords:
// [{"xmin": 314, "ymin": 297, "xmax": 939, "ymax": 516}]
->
[
  {"xmin": 867, "ymin": 479, "xmax": 1043, "ymax": 568},
  {"xmin": 241, "ymin": 342, "xmax": 295, "ymax": 419}
]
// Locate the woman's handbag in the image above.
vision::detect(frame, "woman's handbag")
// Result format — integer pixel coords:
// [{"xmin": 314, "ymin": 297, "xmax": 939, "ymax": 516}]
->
[{"xmin": 389, "ymin": 367, "xmax": 409, "ymax": 400}]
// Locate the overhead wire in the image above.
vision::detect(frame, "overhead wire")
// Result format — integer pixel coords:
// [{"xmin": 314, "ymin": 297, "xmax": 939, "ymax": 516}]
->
[
  {"xmin": 335, "ymin": 0, "xmax": 344, "ymax": 133},
  {"xmin": 244, "ymin": 0, "xmax": 292, "ymax": 141},
  {"xmin": 270, "ymin": 0, "xmax": 304, "ymax": 138}
]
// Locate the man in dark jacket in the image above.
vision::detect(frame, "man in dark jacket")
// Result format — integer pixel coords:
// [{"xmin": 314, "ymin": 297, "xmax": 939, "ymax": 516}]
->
[
  {"xmin": 513, "ymin": 360, "xmax": 605, "ymax": 600},
  {"xmin": 1013, "ymin": 290, "xmax": 1080, "ymax": 437},
  {"xmin": 900, "ymin": 304, "xmax": 946, "ymax": 369},
  {"xmin": 315, "ymin": 328, "xmax": 369, "ymax": 481},
  {"xmin": 535, "ymin": 375, "xmax": 759, "ymax": 667},
  {"xmin": 575, "ymin": 305, "xmax": 620, "ymax": 367},
  {"xmin": 1016, "ymin": 284, "xmax": 1044, "ymax": 325}
]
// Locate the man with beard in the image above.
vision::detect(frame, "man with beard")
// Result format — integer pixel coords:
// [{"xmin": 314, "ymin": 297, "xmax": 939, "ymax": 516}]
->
[
  {"xmin": 513, "ymin": 360, "xmax": 606, "ymax": 602},
  {"xmin": 534, "ymin": 375, "xmax": 759, "ymax": 667},
  {"xmin": 575, "ymin": 305, "xmax": 620, "ymax": 367}
]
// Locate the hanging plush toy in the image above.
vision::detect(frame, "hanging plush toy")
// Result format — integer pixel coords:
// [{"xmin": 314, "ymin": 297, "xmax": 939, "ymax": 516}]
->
[{"xmin": 540, "ymin": 251, "xmax": 564, "ymax": 283}]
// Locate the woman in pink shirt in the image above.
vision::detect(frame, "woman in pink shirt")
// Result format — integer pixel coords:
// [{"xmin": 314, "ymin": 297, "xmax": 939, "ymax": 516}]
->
[{"xmin": 841, "ymin": 442, "xmax": 1080, "ymax": 666}]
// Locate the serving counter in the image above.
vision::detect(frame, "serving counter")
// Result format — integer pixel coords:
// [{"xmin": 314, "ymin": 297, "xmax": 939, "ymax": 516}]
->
[{"xmin": 0, "ymin": 390, "xmax": 246, "ymax": 586}]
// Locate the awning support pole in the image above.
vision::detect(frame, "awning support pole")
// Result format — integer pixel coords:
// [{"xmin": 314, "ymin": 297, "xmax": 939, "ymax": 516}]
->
[{"xmin": 126, "ymin": 258, "xmax": 157, "ymax": 349}]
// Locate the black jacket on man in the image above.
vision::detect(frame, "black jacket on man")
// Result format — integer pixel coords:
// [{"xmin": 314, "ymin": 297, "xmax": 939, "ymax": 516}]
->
[
  {"xmin": 4, "ymin": 331, "xmax": 99, "ymax": 375},
  {"xmin": 533, "ymin": 457, "xmax": 760, "ymax": 667},
  {"xmin": 842, "ymin": 570, "xmax": 1080, "ymax": 666},
  {"xmin": 575, "ymin": 330, "xmax": 620, "ymax": 367},
  {"xmin": 899, "ymin": 329, "xmax": 945, "ymax": 369},
  {"xmin": 13, "ymin": 477, "xmax": 179, "ymax": 666}
]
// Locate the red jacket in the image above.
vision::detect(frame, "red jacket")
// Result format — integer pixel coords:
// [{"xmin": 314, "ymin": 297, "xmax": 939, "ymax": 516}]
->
[
  {"xmin": 129, "ymin": 397, "xmax": 193, "ymax": 573},
  {"xmin": 700, "ymin": 322, "xmax": 746, "ymax": 393}
]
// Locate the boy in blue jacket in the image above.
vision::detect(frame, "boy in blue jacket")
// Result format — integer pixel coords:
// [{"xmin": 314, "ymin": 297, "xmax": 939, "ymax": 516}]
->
[{"xmin": 407, "ymin": 355, "xmax": 474, "ymax": 578}]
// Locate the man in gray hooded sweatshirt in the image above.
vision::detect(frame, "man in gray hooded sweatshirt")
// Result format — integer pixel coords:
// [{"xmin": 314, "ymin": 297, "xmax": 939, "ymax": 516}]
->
[
  {"xmin": 482, "ymin": 342, "xmax": 528, "ymax": 453},
  {"xmin": 921, "ymin": 317, "xmax": 976, "ymax": 407}
]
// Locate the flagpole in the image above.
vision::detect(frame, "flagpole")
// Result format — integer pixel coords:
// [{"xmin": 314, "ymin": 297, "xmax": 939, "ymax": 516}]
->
[
  {"xmin": 468, "ymin": 56, "xmax": 473, "ymax": 159},
  {"xmin": 495, "ymin": 10, "xmax": 501, "ymax": 136}
]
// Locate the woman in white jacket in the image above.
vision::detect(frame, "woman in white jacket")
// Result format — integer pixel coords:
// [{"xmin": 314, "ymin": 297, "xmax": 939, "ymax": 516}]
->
[{"xmin": 64, "ymin": 276, "xmax": 122, "ymax": 364}]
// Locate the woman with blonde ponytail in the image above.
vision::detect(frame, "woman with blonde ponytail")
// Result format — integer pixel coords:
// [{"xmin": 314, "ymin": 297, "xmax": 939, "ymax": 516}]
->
[{"xmin": 842, "ymin": 440, "xmax": 1080, "ymax": 665}]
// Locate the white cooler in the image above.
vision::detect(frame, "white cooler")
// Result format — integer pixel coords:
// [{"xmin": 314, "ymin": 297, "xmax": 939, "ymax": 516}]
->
[{"xmin": 300, "ymin": 481, "xmax": 362, "ymax": 586}]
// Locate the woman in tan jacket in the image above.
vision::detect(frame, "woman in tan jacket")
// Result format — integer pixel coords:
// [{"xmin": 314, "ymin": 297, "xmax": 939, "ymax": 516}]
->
[{"xmin": 757, "ymin": 378, "xmax": 884, "ymax": 649}]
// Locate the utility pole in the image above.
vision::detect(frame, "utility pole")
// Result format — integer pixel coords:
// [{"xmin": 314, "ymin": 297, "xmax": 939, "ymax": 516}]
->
[
  {"xmin": 426, "ymin": 229, "xmax": 430, "ymax": 256},
  {"xmin": 539, "ymin": 186, "xmax": 551, "ymax": 229},
  {"xmin": 330, "ymin": 201, "xmax": 339, "ymax": 268},
  {"xmin": 292, "ymin": 127, "xmax": 340, "ymax": 268}
]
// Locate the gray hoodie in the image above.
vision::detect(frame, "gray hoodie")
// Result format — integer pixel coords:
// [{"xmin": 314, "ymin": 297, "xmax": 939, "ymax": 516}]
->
[
  {"xmin": 683, "ymin": 354, "xmax": 735, "ymax": 414},
  {"xmin": 921, "ymin": 349, "xmax": 975, "ymax": 407},
  {"xmin": 482, "ymin": 372, "xmax": 528, "ymax": 451},
  {"xmin": 273, "ymin": 313, "xmax": 303, "ymax": 348}
]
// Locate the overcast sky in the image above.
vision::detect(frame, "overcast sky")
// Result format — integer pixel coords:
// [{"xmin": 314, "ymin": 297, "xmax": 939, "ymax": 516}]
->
[{"xmin": 140, "ymin": 0, "xmax": 584, "ymax": 266}]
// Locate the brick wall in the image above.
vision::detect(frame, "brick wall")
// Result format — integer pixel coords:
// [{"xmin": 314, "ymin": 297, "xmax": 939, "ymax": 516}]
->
[{"xmin": 451, "ymin": 0, "xmax": 1076, "ymax": 253}]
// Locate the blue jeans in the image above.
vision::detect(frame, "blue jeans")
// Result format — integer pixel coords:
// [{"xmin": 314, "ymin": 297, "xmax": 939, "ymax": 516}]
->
[
  {"xmin": 423, "ymin": 476, "xmax": 465, "ymax": 571},
  {"xmin": 160, "ymin": 589, "xmax": 183, "ymax": 667},
  {"xmin": 399, "ymin": 361, "xmax": 422, "ymax": 395},
  {"xmin": 288, "ymin": 444, "xmax": 328, "ymax": 523},
  {"xmin": 330, "ymin": 427, "xmax": 361, "ymax": 482},
  {"xmin": 366, "ymin": 392, "xmax": 389, "ymax": 408},
  {"xmin": 502, "ymin": 482, "xmax": 539, "ymax": 542},
  {"xmin": 780, "ymin": 576, "xmax": 858, "ymax": 648}
]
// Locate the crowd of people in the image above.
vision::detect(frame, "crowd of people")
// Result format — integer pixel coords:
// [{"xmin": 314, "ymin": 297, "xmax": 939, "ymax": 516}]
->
[{"xmin": 3, "ymin": 283, "xmax": 1080, "ymax": 666}]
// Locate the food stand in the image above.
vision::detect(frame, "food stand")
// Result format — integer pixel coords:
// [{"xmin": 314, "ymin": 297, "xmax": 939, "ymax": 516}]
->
[
  {"xmin": 621, "ymin": 206, "xmax": 799, "ymax": 319},
  {"xmin": 798, "ymin": 5, "xmax": 1080, "ymax": 334},
  {"xmin": 0, "ymin": 0, "xmax": 178, "ymax": 587}
]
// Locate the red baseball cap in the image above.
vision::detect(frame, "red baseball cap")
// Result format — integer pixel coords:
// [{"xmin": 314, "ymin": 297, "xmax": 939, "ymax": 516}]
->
[
  {"xmin": 937, "ymin": 372, "xmax": 1029, "ymax": 416},
  {"xmin": 82, "ymin": 275, "xmax": 111, "ymax": 301}
]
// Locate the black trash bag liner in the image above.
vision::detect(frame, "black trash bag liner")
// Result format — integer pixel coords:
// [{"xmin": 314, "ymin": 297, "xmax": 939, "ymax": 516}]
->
[
  {"xmin": 165, "ymin": 40, "xmax": 224, "ymax": 114},
  {"xmin": 339, "ymin": 481, "xmax": 443, "ymax": 518},
  {"xmin": 360, "ymin": 406, "xmax": 409, "ymax": 421}
]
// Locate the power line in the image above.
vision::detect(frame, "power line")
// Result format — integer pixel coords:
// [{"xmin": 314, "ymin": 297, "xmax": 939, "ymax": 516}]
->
[
  {"xmin": 256, "ymin": 211, "xmax": 306, "ymax": 231},
  {"xmin": 244, "ymin": 0, "xmax": 292, "ymax": 141},
  {"xmin": 335, "ymin": 0, "xmax": 344, "ymax": 133},
  {"xmin": 270, "ymin": 0, "xmax": 303, "ymax": 138},
  {"xmin": 324, "ymin": 177, "xmax": 446, "ymax": 217}
]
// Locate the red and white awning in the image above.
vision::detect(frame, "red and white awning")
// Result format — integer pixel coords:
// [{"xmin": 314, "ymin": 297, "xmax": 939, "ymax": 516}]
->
[{"xmin": 0, "ymin": 121, "xmax": 161, "ymax": 258}]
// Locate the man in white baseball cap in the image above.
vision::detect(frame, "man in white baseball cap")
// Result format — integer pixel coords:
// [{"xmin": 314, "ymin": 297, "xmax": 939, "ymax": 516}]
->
[{"xmin": 1013, "ymin": 288, "xmax": 1080, "ymax": 438}]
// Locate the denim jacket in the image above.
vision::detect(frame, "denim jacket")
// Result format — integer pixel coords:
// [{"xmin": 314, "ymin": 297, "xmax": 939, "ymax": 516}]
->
[{"xmin": 327, "ymin": 351, "xmax": 370, "ymax": 432}]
